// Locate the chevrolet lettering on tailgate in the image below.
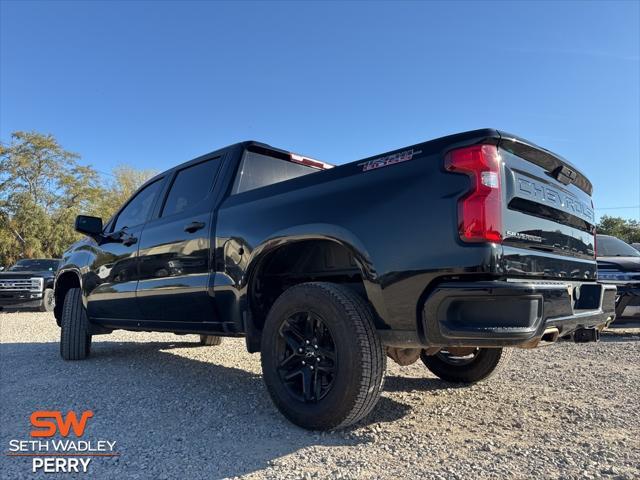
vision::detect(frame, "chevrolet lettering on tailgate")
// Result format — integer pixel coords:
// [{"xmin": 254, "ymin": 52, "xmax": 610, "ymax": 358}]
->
[{"xmin": 515, "ymin": 173, "xmax": 595, "ymax": 223}]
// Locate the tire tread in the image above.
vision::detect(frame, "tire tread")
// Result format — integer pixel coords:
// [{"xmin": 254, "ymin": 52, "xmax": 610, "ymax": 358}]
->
[
  {"xmin": 311, "ymin": 283, "xmax": 385, "ymax": 429},
  {"xmin": 60, "ymin": 288, "xmax": 90, "ymax": 360}
]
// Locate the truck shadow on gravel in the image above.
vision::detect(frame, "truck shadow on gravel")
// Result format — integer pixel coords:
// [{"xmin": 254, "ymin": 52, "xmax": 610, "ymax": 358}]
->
[
  {"xmin": 600, "ymin": 328, "xmax": 640, "ymax": 343},
  {"xmin": 1, "ymin": 340, "xmax": 411, "ymax": 479},
  {"xmin": 383, "ymin": 375, "xmax": 469, "ymax": 393}
]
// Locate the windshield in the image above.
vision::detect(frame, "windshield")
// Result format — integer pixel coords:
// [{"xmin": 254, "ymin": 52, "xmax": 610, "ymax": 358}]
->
[
  {"xmin": 596, "ymin": 236, "xmax": 640, "ymax": 257},
  {"xmin": 8, "ymin": 259, "xmax": 60, "ymax": 272}
]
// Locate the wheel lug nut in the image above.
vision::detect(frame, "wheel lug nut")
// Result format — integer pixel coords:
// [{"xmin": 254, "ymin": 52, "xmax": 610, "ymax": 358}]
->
[
  {"xmin": 305, "ymin": 340, "xmax": 310, "ymax": 344},
  {"xmin": 298, "ymin": 348, "xmax": 303, "ymax": 353},
  {"xmin": 301, "ymin": 361, "xmax": 306, "ymax": 365},
  {"xmin": 317, "ymin": 357, "xmax": 321, "ymax": 362},
  {"xmin": 314, "ymin": 344, "xmax": 318, "ymax": 349},
  {"xmin": 310, "ymin": 366, "xmax": 314, "ymax": 370}
]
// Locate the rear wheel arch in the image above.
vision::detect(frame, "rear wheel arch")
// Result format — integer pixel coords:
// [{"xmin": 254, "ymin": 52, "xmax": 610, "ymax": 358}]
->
[{"xmin": 244, "ymin": 236, "xmax": 384, "ymax": 352}]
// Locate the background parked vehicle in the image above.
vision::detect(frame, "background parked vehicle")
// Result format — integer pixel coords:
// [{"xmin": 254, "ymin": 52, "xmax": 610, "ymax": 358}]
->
[
  {"xmin": 596, "ymin": 234, "xmax": 640, "ymax": 319},
  {"xmin": 0, "ymin": 258, "xmax": 60, "ymax": 312}
]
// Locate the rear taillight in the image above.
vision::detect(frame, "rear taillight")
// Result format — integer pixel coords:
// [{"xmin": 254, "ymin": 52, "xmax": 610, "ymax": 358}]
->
[{"xmin": 445, "ymin": 144, "xmax": 503, "ymax": 243}]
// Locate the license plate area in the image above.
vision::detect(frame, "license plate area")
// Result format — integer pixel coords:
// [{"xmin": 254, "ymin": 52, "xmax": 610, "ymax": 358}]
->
[{"xmin": 573, "ymin": 283, "xmax": 602, "ymax": 311}]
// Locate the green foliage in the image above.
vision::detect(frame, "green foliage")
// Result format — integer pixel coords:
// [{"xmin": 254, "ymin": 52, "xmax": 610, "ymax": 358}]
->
[
  {"xmin": 0, "ymin": 131, "xmax": 155, "ymax": 267},
  {"xmin": 596, "ymin": 215, "xmax": 640, "ymax": 244},
  {"xmin": 93, "ymin": 165, "xmax": 157, "ymax": 223}
]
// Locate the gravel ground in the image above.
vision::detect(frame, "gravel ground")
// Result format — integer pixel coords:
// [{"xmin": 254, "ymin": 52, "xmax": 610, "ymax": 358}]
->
[{"xmin": 1, "ymin": 311, "xmax": 639, "ymax": 480}]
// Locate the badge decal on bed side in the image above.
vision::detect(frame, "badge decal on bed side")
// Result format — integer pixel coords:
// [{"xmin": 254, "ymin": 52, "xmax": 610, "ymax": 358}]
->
[{"xmin": 359, "ymin": 149, "xmax": 422, "ymax": 172}]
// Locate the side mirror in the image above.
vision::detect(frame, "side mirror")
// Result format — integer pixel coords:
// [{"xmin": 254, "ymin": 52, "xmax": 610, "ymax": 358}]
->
[{"xmin": 75, "ymin": 215, "xmax": 103, "ymax": 237}]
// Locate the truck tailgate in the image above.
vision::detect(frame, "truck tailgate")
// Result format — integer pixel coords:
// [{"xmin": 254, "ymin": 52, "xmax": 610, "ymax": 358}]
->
[{"xmin": 498, "ymin": 134, "xmax": 597, "ymax": 280}]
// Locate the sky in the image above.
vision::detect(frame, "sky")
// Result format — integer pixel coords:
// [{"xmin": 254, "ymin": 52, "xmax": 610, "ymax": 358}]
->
[{"xmin": 1, "ymin": 0, "xmax": 639, "ymax": 220}]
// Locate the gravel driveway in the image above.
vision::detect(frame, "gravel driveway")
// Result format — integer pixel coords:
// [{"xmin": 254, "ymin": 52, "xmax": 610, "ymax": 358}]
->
[{"xmin": 1, "ymin": 311, "xmax": 639, "ymax": 479}]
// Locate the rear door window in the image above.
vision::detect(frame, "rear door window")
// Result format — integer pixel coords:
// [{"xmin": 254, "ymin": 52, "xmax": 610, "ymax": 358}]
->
[{"xmin": 161, "ymin": 158, "xmax": 220, "ymax": 217}]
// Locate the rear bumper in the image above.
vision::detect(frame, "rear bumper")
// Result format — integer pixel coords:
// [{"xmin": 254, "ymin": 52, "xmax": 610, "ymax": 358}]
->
[{"xmin": 421, "ymin": 280, "xmax": 616, "ymax": 347}]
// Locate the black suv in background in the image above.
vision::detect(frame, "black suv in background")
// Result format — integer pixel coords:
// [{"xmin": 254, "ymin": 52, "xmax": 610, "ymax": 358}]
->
[
  {"xmin": 55, "ymin": 129, "xmax": 616, "ymax": 430},
  {"xmin": 596, "ymin": 234, "xmax": 640, "ymax": 318},
  {"xmin": 0, "ymin": 259, "xmax": 59, "ymax": 312}
]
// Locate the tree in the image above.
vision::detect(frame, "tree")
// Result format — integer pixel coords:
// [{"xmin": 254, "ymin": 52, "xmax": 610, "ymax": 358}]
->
[
  {"xmin": 0, "ymin": 131, "xmax": 103, "ymax": 265},
  {"xmin": 596, "ymin": 215, "xmax": 640, "ymax": 244},
  {"xmin": 0, "ymin": 131, "xmax": 155, "ymax": 267},
  {"xmin": 93, "ymin": 165, "xmax": 156, "ymax": 223}
]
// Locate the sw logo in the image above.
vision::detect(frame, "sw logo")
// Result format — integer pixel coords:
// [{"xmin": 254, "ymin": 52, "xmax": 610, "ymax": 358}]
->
[
  {"xmin": 18, "ymin": 410, "xmax": 100, "ymax": 473},
  {"xmin": 30, "ymin": 410, "xmax": 94, "ymax": 438}
]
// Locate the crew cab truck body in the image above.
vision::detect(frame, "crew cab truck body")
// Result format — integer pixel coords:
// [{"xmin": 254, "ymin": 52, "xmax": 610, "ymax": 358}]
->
[{"xmin": 54, "ymin": 129, "xmax": 616, "ymax": 430}]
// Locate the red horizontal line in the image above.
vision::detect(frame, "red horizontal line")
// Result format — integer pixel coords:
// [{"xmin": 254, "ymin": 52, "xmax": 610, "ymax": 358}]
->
[{"xmin": 5, "ymin": 453, "xmax": 120, "ymax": 457}]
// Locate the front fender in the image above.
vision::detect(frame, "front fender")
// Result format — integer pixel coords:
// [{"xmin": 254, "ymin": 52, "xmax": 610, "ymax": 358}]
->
[
  {"xmin": 55, "ymin": 247, "xmax": 94, "ymax": 309},
  {"xmin": 54, "ymin": 267, "xmax": 83, "ymax": 290}
]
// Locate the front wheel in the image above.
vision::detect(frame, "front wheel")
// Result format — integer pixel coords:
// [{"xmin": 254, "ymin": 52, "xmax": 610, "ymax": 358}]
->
[
  {"xmin": 420, "ymin": 347, "xmax": 511, "ymax": 384},
  {"xmin": 60, "ymin": 288, "xmax": 92, "ymax": 360},
  {"xmin": 39, "ymin": 288, "xmax": 55, "ymax": 312},
  {"xmin": 261, "ymin": 282, "xmax": 386, "ymax": 430}
]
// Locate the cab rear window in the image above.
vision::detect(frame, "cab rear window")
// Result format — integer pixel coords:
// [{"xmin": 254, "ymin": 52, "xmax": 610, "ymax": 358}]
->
[{"xmin": 232, "ymin": 151, "xmax": 317, "ymax": 194}]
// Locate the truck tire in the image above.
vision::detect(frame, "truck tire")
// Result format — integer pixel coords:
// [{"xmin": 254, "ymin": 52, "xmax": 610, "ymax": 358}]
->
[
  {"xmin": 60, "ymin": 288, "xmax": 92, "ymax": 360},
  {"xmin": 420, "ymin": 347, "xmax": 511, "ymax": 383},
  {"xmin": 261, "ymin": 282, "xmax": 386, "ymax": 430},
  {"xmin": 39, "ymin": 288, "xmax": 55, "ymax": 312},
  {"xmin": 199, "ymin": 335, "xmax": 222, "ymax": 346}
]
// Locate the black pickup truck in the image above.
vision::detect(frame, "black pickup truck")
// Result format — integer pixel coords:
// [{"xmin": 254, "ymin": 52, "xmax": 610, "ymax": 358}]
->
[
  {"xmin": 0, "ymin": 259, "xmax": 59, "ymax": 312},
  {"xmin": 54, "ymin": 129, "xmax": 616, "ymax": 430}
]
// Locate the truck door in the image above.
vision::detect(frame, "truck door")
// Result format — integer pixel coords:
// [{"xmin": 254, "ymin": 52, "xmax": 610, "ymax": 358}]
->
[
  {"xmin": 87, "ymin": 177, "xmax": 165, "ymax": 321},
  {"xmin": 136, "ymin": 155, "xmax": 222, "ymax": 324}
]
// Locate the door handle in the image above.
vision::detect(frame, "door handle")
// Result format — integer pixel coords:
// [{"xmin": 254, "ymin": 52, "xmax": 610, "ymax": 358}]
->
[
  {"xmin": 122, "ymin": 235, "xmax": 138, "ymax": 246},
  {"xmin": 184, "ymin": 221, "xmax": 205, "ymax": 233}
]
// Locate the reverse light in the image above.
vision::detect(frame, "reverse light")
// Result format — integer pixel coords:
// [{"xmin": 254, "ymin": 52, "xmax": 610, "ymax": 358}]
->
[{"xmin": 445, "ymin": 144, "xmax": 503, "ymax": 243}]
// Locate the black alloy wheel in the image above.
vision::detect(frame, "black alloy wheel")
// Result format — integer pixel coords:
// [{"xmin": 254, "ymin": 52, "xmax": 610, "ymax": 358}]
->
[
  {"xmin": 261, "ymin": 282, "xmax": 386, "ymax": 430},
  {"xmin": 276, "ymin": 311, "xmax": 337, "ymax": 403}
]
